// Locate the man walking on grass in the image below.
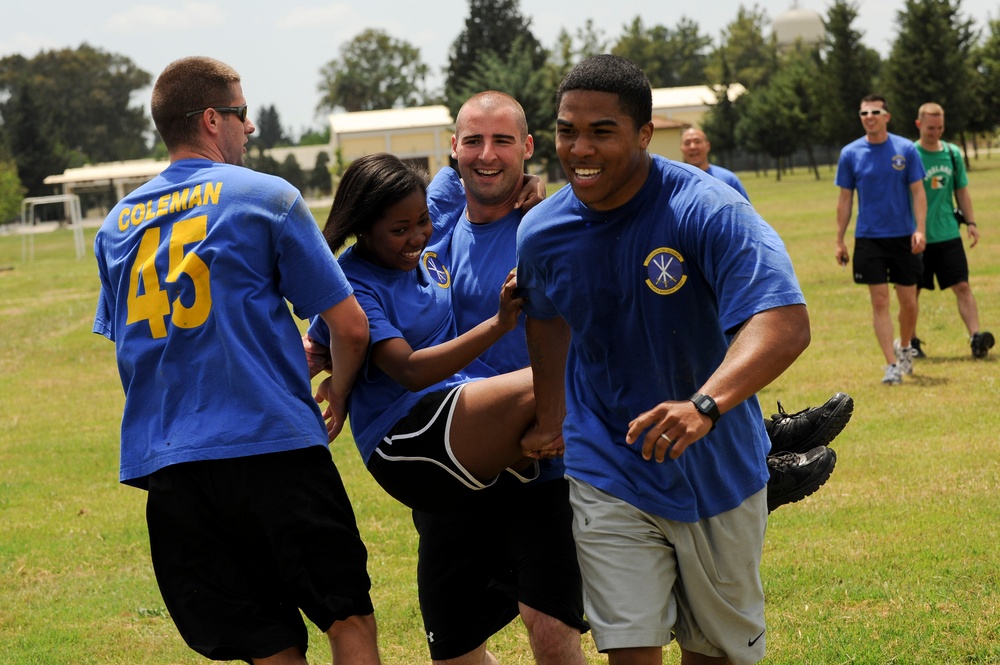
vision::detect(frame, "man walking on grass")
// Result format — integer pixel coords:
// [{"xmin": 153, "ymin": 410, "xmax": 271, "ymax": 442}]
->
[
  {"xmin": 911, "ymin": 102, "xmax": 993, "ymax": 360},
  {"xmin": 836, "ymin": 94, "xmax": 927, "ymax": 385}
]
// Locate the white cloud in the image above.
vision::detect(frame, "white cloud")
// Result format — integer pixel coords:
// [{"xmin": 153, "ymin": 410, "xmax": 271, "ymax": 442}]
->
[
  {"xmin": 104, "ymin": 2, "xmax": 227, "ymax": 33},
  {"xmin": 276, "ymin": 4, "xmax": 354, "ymax": 30}
]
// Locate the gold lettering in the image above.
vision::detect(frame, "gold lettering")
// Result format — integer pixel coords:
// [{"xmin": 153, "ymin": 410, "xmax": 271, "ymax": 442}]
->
[
  {"xmin": 170, "ymin": 188, "xmax": 190, "ymax": 213},
  {"xmin": 203, "ymin": 182, "xmax": 222, "ymax": 205},
  {"xmin": 118, "ymin": 181, "xmax": 221, "ymax": 233},
  {"xmin": 131, "ymin": 203, "xmax": 146, "ymax": 226},
  {"xmin": 188, "ymin": 185, "xmax": 202, "ymax": 208}
]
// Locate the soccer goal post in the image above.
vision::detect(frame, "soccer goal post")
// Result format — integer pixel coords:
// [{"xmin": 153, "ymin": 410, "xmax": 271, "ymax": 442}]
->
[{"xmin": 20, "ymin": 194, "xmax": 85, "ymax": 261}]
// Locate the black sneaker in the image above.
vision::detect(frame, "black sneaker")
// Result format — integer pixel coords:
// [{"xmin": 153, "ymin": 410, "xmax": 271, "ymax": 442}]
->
[
  {"xmin": 971, "ymin": 331, "xmax": 995, "ymax": 359},
  {"xmin": 765, "ymin": 392, "xmax": 854, "ymax": 455},
  {"xmin": 910, "ymin": 337, "xmax": 927, "ymax": 358},
  {"xmin": 766, "ymin": 446, "xmax": 837, "ymax": 513}
]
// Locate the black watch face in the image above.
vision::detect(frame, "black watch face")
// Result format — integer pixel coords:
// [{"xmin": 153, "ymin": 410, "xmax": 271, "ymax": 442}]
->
[{"xmin": 692, "ymin": 394, "xmax": 717, "ymax": 419}]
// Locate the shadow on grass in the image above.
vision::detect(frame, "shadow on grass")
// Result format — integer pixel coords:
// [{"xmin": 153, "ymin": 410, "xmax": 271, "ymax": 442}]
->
[
  {"xmin": 900, "ymin": 374, "xmax": 951, "ymax": 387},
  {"xmin": 916, "ymin": 355, "xmax": 994, "ymax": 365}
]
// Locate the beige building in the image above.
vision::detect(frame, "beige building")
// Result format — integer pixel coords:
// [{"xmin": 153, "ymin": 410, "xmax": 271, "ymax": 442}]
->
[
  {"xmin": 329, "ymin": 105, "xmax": 454, "ymax": 174},
  {"xmin": 648, "ymin": 84, "xmax": 747, "ymax": 161}
]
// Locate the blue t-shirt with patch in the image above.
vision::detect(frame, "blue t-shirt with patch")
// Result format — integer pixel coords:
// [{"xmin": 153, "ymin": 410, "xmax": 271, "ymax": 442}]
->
[
  {"xmin": 425, "ymin": 167, "xmax": 562, "ymax": 482},
  {"xmin": 309, "ymin": 245, "xmax": 494, "ymax": 463},
  {"xmin": 835, "ymin": 132, "xmax": 926, "ymax": 238},
  {"xmin": 516, "ymin": 155, "xmax": 805, "ymax": 522}
]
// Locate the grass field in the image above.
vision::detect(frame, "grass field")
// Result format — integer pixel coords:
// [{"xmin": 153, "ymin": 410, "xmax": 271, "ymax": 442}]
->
[{"xmin": 2, "ymin": 160, "xmax": 999, "ymax": 664}]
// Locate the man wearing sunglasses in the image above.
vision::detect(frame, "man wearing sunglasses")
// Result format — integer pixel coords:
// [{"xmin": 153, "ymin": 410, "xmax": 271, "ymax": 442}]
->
[
  {"xmin": 835, "ymin": 94, "xmax": 927, "ymax": 386},
  {"xmin": 93, "ymin": 56, "xmax": 381, "ymax": 664}
]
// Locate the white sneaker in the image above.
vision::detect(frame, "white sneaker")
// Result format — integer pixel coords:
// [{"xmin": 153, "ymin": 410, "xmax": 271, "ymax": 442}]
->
[
  {"xmin": 881, "ymin": 364, "xmax": 902, "ymax": 385},
  {"xmin": 895, "ymin": 345, "xmax": 915, "ymax": 375}
]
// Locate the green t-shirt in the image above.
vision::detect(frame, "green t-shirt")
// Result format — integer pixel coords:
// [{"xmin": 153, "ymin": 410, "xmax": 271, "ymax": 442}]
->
[{"xmin": 915, "ymin": 141, "xmax": 969, "ymax": 244}]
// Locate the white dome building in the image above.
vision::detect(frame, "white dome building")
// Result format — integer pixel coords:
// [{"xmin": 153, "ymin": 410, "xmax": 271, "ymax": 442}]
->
[{"xmin": 772, "ymin": 1, "xmax": 825, "ymax": 51}]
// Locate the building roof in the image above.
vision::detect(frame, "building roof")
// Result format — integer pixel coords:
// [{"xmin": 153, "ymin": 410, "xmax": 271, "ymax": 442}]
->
[
  {"xmin": 652, "ymin": 116, "xmax": 688, "ymax": 130},
  {"xmin": 651, "ymin": 84, "xmax": 746, "ymax": 111},
  {"xmin": 43, "ymin": 159, "xmax": 166, "ymax": 185},
  {"xmin": 267, "ymin": 144, "xmax": 331, "ymax": 166},
  {"xmin": 329, "ymin": 105, "xmax": 454, "ymax": 135}
]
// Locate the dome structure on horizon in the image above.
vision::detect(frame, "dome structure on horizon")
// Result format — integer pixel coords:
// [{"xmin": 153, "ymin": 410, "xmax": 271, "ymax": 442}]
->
[{"xmin": 773, "ymin": 1, "xmax": 825, "ymax": 51}]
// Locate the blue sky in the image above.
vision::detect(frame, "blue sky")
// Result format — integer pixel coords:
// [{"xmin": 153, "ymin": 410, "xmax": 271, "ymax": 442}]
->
[{"xmin": 2, "ymin": 0, "xmax": 997, "ymax": 137}]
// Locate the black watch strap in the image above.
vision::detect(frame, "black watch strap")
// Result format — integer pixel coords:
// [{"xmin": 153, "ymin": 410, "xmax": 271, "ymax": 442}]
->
[{"xmin": 689, "ymin": 393, "xmax": 720, "ymax": 430}]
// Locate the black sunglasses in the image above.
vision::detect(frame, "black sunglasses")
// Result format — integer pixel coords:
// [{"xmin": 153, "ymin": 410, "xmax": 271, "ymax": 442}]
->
[{"xmin": 185, "ymin": 104, "xmax": 249, "ymax": 122}]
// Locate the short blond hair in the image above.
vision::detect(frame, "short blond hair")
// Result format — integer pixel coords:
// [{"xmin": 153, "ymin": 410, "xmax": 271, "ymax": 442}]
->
[{"xmin": 917, "ymin": 102, "xmax": 945, "ymax": 121}]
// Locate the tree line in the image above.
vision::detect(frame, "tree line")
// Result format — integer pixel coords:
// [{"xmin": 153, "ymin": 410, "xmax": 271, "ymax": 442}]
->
[{"xmin": 2, "ymin": 0, "xmax": 999, "ymax": 221}]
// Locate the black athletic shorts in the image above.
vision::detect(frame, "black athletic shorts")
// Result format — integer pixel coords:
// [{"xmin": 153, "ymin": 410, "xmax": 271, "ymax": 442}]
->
[
  {"xmin": 920, "ymin": 237, "xmax": 969, "ymax": 291},
  {"xmin": 852, "ymin": 236, "xmax": 923, "ymax": 286},
  {"xmin": 412, "ymin": 477, "xmax": 589, "ymax": 660},
  {"xmin": 367, "ymin": 385, "xmax": 538, "ymax": 514},
  {"xmin": 145, "ymin": 446, "xmax": 374, "ymax": 663}
]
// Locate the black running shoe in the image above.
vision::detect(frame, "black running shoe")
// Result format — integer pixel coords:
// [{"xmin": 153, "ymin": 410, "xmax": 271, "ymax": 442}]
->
[
  {"xmin": 766, "ymin": 446, "xmax": 837, "ymax": 513},
  {"xmin": 765, "ymin": 392, "xmax": 854, "ymax": 455},
  {"xmin": 910, "ymin": 337, "xmax": 927, "ymax": 358},
  {"xmin": 971, "ymin": 331, "xmax": 995, "ymax": 360}
]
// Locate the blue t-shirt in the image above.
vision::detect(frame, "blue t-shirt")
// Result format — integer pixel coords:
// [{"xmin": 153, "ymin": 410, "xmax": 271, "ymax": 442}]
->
[
  {"xmin": 424, "ymin": 167, "xmax": 563, "ymax": 482},
  {"xmin": 93, "ymin": 159, "xmax": 352, "ymax": 488},
  {"xmin": 309, "ymin": 245, "xmax": 495, "ymax": 463},
  {"xmin": 425, "ymin": 167, "xmax": 528, "ymax": 372},
  {"xmin": 424, "ymin": 164, "xmax": 467, "ymax": 259},
  {"xmin": 835, "ymin": 132, "xmax": 926, "ymax": 238},
  {"xmin": 706, "ymin": 164, "xmax": 750, "ymax": 201},
  {"xmin": 516, "ymin": 155, "xmax": 806, "ymax": 522}
]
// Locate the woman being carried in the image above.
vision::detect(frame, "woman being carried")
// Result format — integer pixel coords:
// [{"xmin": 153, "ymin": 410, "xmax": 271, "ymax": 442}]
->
[{"xmin": 309, "ymin": 152, "xmax": 557, "ymax": 513}]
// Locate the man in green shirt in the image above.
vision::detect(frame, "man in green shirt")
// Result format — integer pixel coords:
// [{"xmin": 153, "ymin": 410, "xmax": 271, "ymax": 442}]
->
[{"xmin": 912, "ymin": 102, "xmax": 993, "ymax": 359}]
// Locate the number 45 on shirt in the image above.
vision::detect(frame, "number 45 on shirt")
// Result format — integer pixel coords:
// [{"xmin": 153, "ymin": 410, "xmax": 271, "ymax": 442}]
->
[{"xmin": 126, "ymin": 215, "xmax": 212, "ymax": 339}]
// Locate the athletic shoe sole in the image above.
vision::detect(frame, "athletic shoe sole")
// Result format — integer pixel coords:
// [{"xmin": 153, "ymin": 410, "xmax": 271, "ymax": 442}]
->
[
  {"xmin": 768, "ymin": 393, "xmax": 854, "ymax": 455},
  {"xmin": 767, "ymin": 447, "xmax": 837, "ymax": 513}
]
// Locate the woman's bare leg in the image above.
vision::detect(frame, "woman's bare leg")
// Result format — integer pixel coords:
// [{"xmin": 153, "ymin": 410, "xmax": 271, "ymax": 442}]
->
[{"xmin": 448, "ymin": 368, "xmax": 536, "ymax": 482}]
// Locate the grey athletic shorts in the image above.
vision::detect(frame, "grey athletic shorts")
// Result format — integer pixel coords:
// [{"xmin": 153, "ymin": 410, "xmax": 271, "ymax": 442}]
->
[{"xmin": 568, "ymin": 477, "xmax": 767, "ymax": 664}]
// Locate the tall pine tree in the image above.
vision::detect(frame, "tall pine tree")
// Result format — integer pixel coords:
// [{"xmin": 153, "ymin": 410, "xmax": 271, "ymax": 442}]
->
[
  {"xmin": 701, "ymin": 51, "xmax": 742, "ymax": 165},
  {"xmin": 707, "ymin": 6, "xmax": 778, "ymax": 91},
  {"xmin": 882, "ymin": 0, "xmax": 977, "ymax": 139},
  {"xmin": 450, "ymin": 34, "xmax": 557, "ymax": 166},
  {"xmin": 968, "ymin": 18, "xmax": 1000, "ymax": 142},
  {"xmin": 816, "ymin": 0, "xmax": 881, "ymax": 150},
  {"xmin": 2, "ymin": 84, "xmax": 64, "ymax": 196},
  {"xmin": 444, "ymin": 0, "xmax": 546, "ymax": 110},
  {"xmin": 611, "ymin": 16, "xmax": 712, "ymax": 88}
]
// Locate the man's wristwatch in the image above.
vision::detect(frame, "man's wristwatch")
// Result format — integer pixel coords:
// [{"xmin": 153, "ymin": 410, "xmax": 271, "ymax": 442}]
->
[{"xmin": 689, "ymin": 393, "xmax": 720, "ymax": 430}]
